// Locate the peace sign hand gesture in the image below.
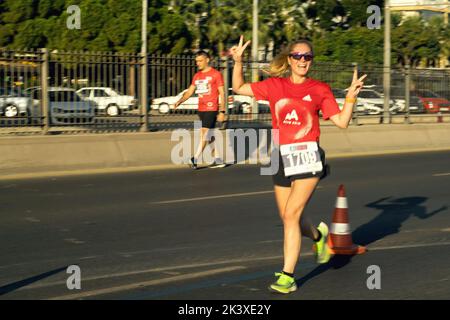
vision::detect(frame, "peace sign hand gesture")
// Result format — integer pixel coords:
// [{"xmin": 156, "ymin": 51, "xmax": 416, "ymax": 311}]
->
[
  {"xmin": 346, "ymin": 68, "xmax": 367, "ymax": 99},
  {"xmin": 229, "ymin": 35, "xmax": 251, "ymax": 63}
]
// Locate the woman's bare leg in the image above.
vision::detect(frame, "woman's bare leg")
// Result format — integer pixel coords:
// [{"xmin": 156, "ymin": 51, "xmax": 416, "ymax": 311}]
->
[{"xmin": 281, "ymin": 177, "xmax": 319, "ymax": 274}]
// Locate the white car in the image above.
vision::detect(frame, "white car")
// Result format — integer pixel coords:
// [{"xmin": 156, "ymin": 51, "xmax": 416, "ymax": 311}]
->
[
  {"xmin": 0, "ymin": 88, "xmax": 32, "ymax": 118},
  {"xmin": 151, "ymin": 89, "xmax": 197, "ymax": 114},
  {"xmin": 228, "ymin": 94, "xmax": 270, "ymax": 114},
  {"xmin": 151, "ymin": 89, "xmax": 268, "ymax": 114},
  {"xmin": 333, "ymin": 88, "xmax": 400, "ymax": 115},
  {"xmin": 332, "ymin": 88, "xmax": 369, "ymax": 114},
  {"xmin": 76, "ymin": 87, "xmax": 137, "ymax": 116}
]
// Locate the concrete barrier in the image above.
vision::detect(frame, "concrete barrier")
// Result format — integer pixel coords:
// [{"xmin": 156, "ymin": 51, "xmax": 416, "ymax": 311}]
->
[{"xmin": 0, "ymin": 123, "xmax": 449, "ymax": 179}]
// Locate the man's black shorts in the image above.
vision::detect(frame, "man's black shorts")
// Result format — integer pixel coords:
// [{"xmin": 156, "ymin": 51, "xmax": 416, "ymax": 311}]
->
[
  {"xmin": 198, "ymin": 111, "xmax": 218, "ymax": 129},
  {"xmin": 272, "ymin": 146, "xmax": 330, "ymax": 187}
]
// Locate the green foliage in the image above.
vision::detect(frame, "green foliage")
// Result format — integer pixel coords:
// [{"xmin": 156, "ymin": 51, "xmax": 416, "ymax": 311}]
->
[
  {"xmin": 0, "ymin": 0, "xmax": 447, "ymax": 67},
  {"xmin": 392, "ymin": 16, "xmax": 443, "ymax": 67},
  {"xmin": 313, "ymin": 27, "xmax": 384, "ymax": 65}
]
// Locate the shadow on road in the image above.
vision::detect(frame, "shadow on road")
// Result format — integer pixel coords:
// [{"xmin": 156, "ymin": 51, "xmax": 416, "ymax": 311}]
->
[
  {"xmin": 0, "ymin": 266, "xmax": 68, "ymax": 296},
  {"xmin": 296, "ymin": 196, "xmax": 447, "ymax": 287}
]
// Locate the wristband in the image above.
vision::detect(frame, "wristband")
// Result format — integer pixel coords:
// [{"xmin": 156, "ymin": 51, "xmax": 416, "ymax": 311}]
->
[
  {"xmin": 345, "ymin": 97, "xmax": 357, "ymax": 103},
  {"xmin": 220, "ymin": 110, "xmax": 226, "ymax": 114}
]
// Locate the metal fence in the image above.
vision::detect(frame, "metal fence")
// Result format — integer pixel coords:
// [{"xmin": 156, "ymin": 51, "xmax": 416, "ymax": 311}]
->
[
  {"xmin": 1, "ymin": 49, "xmax": 450, "ymax": 135},
  {"xmin": 1, "ymin": 49, "xmax": 143, "ymax": 134}
]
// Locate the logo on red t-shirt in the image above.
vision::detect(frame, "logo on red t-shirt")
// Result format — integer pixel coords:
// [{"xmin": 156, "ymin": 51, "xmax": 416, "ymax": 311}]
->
[
  {"xmin": 284, "ymin": 110, "xmax": 299, "ymax": 122},
  {"xmin": 276, "ymin": 98, "xmax": 313, "ymax": 141}
]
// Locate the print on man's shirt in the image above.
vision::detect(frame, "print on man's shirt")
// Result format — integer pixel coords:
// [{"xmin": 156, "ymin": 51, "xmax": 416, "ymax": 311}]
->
[
  {"xmin": 275, "ymin": 98, "xmax": 313, "ymax": 140},
  {"xmin": 195, "ymin": 77, "xmax": 212, "ymax": 96}
]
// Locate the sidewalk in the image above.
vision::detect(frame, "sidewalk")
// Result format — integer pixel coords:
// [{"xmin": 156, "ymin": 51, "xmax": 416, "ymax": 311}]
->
[{"xmin": 0, "ymin": 123, "xmax": 449, "ymax": 180}]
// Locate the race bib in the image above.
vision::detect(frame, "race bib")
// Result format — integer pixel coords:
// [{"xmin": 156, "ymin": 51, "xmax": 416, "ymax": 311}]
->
[
  {"xmin": 280, "ymin": 142, "xmax": 323, "ymax": 177},
  {"xmin": 195, "ymin": 79, "xmax": 210, "ymax": 94}
]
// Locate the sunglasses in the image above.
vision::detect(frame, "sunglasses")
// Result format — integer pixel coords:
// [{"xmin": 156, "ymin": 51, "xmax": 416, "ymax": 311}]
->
[{"xmin": 288, "ymin": 52, "xmax": 314, "ymax": 61}]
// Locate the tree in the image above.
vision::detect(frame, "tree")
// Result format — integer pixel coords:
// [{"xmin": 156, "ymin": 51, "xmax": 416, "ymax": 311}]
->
[
  {"xmin": 341, "ymin": 0, "xmax": 384, "ymax": 28},
  {"xmin": 313, "ymin": 27, "xmax": 384, "ymax": 65},
  {"xmin": 306, "ymin": 0, "xmax": 346, "ymax": 31},
  {"xmin": 392, "ymin": 17, "xmax": 441, "ymax": 67},
  {"xmin": 206, "ymin": 1, "xmax": 247, "ymax": 56},
  {"xmin": 149, "ymin": 6, "xmax": 192, "ymax": 55},
  {"xmin": 260, "ymin": 0, "xmax": 310, "ymax": 56},
  {"xmin": 0, "ymin": 0, "xmax": 38, "ymax": 24}
]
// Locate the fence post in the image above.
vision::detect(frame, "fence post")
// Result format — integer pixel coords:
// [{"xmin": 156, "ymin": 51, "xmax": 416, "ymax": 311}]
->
[
  {"xmin": 140, "ymin": 53, "xmax": 149, "ymax": 132},
  {"xmin": 41, "ymin": 48, "xmax": 49, "ymax": 135},
  {"xmin": 220, "ymin": 56, "xmax": 229, "ymax": 130},
  {"xmin": 352, "ymin": 62, "xmax": 358, "ymax": 126},
  {"xmin": 404, "ymin": 64, "xmax": 411, "ymax": 124},
  {"xmin": 223, "ymin": 56, "xmax": 229, "ymax": 111},
  {"xmin": 251, "ymin": 59, "xmax": 259, "ymax": 121}
]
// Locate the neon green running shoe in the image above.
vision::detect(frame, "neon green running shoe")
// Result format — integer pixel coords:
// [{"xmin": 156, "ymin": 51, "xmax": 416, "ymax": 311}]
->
[
  {"xmin": 314, "ymin": 222, "xmax": 332, "ymax": 264},
  {"xmin": 269, "ymin": 272, "xmax": 297, "ymax": 294}
]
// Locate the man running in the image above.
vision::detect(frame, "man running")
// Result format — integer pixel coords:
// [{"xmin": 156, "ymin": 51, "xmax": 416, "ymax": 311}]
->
[{"xmin": 174, "ymin": 50, "xmax": 226, "ymax": 169}]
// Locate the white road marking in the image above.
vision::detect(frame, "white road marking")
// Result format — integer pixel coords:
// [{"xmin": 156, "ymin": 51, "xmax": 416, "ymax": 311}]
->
[
  {"xmin": 64, "ymin": 238, "xmax": 85, "ymax": 245},
  {"xmin": 15, "ymin": 256, "xmax": 284, "ymax": 291},
  {"xmin": 10, "ymin": 239, "xmax": 450, "ymax": 296},
  {"xmin": 152, "ymin": 186, "xmax": 323, "ymax": 204},
  {"xmin": 368, "ymin": 241, "xmax": 450, "ymax": 251},
  {"xmin": 48, "ymin": 266, "xmax": 246, "ymax": 300},
  {"xmin": 79, "ymin": 256, "xmax": 99, "ymax": 261},
  {"xmin": 433, "ymin": 173, "xmax": 450, "ymax": 177},
  {"xmin": 152, "ymin": 190, "xmax": 275, "ymax": 204}
]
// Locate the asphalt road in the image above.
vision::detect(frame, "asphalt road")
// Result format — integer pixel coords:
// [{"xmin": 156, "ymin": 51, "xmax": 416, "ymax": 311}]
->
[{"xmin": 0, "ymin": 151, "xmax": 449, "ymax": 300}]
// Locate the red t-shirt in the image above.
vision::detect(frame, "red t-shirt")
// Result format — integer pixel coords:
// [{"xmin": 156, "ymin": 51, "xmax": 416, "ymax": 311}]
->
[
  {"xmin": 251, "ymin": 77, "xmax": 340, "ymax": 145},
  {"xmin": 191, "ymin": 68, "xmax": 224, "ymax": 112}
]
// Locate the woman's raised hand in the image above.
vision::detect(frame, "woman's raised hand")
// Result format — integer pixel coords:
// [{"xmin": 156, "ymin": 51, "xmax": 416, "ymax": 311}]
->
[
  {"xmin": 347, "ymin": 68, "xmax": 367, "ymax": 99},
  {"xmin": 229, "ymin": 35, "xmax": 251, "ymax": 63}
]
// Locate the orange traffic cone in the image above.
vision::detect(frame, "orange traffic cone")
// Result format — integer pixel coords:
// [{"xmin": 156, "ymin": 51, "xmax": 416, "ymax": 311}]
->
[{"xmin": 327, "ymin": 184, "xmax": 366, "ymax": 255}]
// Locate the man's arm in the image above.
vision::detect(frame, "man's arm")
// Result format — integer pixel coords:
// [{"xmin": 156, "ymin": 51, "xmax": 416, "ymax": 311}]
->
[
  {"xmin": 174, "ymin": 85, "xmax": 196, "ymax": 108},
  {"xmin": 218, "ymin": 86, "xmax": 226, "ymax": 112}
]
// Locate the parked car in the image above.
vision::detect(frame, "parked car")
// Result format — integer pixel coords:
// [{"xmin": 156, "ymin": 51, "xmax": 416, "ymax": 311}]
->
[
  {"xmin": 371, "ymin": 86, "xmax": 425, "ymax": 114},
  {"xmin": 76, "ymin": 87, "xmax": 137, "ymax": 116},
  {"xmin": 151, "ymin": 89, "xmax": 198, "ymax": 114},
  {"xmin": 332, "ymin": 88, "xmax": 397, "ymax": 115},
  {"xmin": 413, "ymin": 89, "xmax": 450, "ymax": 113},
  {"xmin": 28, "ymin": 87, "xmax": 95, "ymax": 125},
  {"xmin": 0, "ymin": 88, "xmax": 32, "ymax": 118},
  {"xmin": 332, "ymin": 88, "xmax": 375, "ymax": 114},
  {"xmin": 434, "ymin": 89, "xmax": 450, "ymax": 101},
  {"xmin": 227, "ymin": 91, "xmax": 270, "ymax": 114},
  {"xmin": 151, "ymin": 89, "xmax": 269, "ymax": 114},
  {"xmin": 358, "ymin": 89, "xmax": 403, "ymax": 114}
]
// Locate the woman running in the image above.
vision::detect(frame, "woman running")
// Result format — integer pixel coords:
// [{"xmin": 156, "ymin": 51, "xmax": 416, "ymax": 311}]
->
[{"xmin": 230, "ymin": 36, "xmax": 366, "ymax": 294}]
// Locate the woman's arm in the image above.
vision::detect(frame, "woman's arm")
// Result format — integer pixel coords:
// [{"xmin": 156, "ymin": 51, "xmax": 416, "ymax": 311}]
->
[
  {"xmin": 230, "ymin": 36, "xmax": 254, "ymax": 97},
  {"xmin": 330, "ymin": 100, "xmax": 354, "ymax": 129}
]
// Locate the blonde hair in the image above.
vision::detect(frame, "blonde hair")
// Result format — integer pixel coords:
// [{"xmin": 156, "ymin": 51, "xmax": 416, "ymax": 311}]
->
[{"xmin": 267, "ymin": 40, "xmax": 314, "ymax": 77}]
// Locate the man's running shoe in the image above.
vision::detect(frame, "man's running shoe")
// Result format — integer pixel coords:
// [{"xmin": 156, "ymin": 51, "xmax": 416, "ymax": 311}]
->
[
  {"xmin": 269, "ymin": 272, "xmax": 297, "ymax": 294},
  {"xmin": 188, "ymin": 157, "xmax": 198, "ymax": 170},
  {"xmin": 209, "ymin": 158, "xmax": 226, "ymax": 168},
  {"xmin": 314, "ymin": 221, "xmax": 332, "ymax": 264}
]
